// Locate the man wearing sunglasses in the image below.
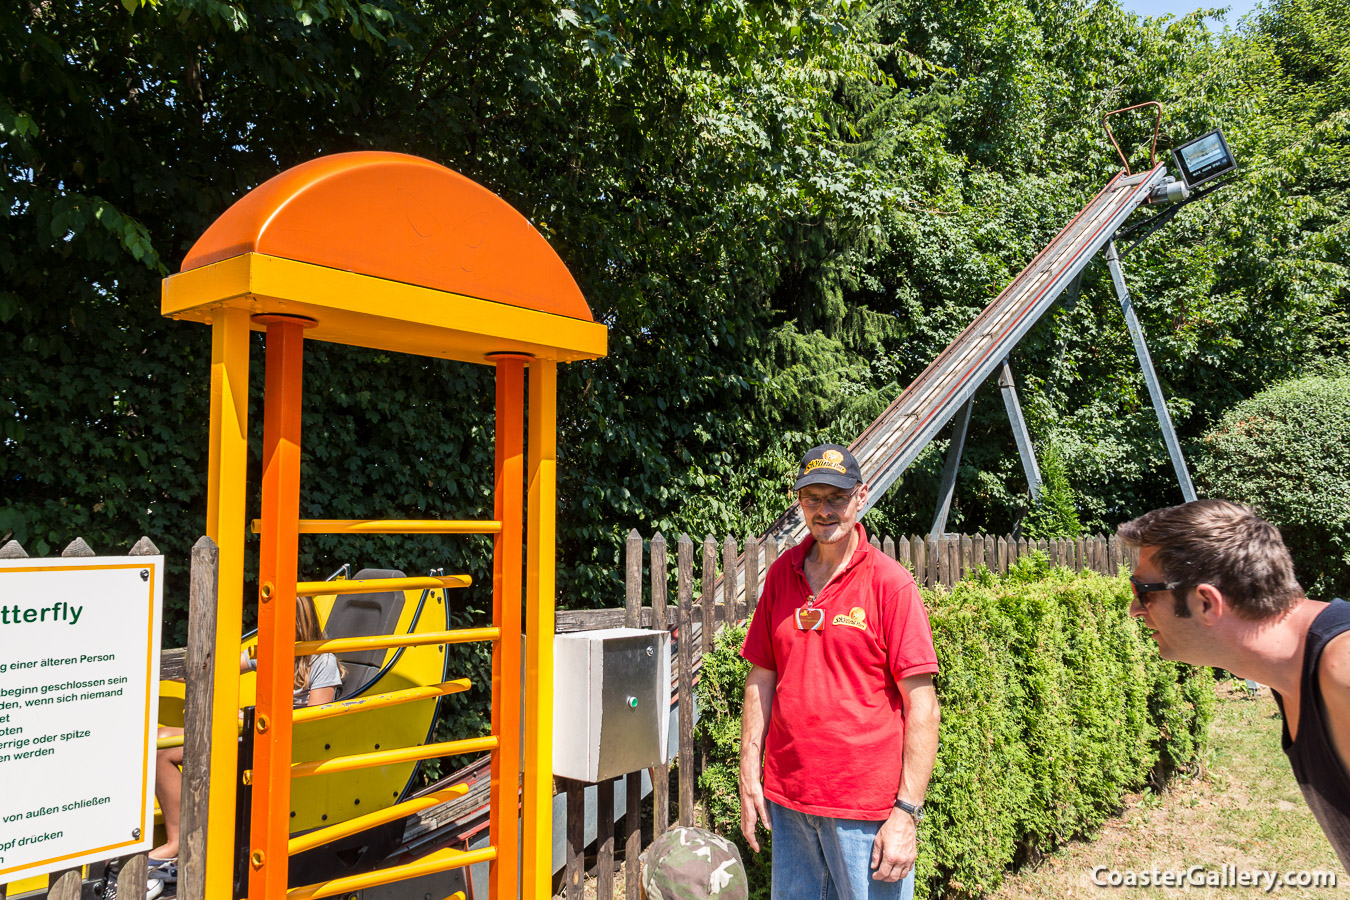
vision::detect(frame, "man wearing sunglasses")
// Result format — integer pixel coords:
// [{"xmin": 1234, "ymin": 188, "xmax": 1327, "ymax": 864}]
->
[
  {"xmin": 738, "ymin": 444, "xmax": 941, "ymax": 900},
  {"xmin": 1120, "ymin": 499, "xmax": 1350, "ymax": 871}
]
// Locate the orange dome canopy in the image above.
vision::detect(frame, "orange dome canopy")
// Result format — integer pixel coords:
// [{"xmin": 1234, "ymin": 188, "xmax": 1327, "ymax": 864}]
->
[{"xmin": 181, "ymin": 151, "xmax": 592, "ymax": 322}]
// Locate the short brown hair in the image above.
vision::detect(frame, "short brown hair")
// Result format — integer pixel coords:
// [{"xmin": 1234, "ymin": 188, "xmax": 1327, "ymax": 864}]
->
[{"xmin": 1118, "ymin": 499, "xmax": 1303, "ymax": 620}]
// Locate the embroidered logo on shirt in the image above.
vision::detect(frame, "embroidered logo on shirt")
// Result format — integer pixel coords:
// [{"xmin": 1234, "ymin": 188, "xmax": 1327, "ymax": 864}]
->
[{"xmin": 832, "ymin": 607, "xmax": 867, "ymax": 631}]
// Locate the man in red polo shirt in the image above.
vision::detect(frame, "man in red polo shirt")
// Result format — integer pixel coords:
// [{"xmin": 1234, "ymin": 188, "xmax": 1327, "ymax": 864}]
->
[{"xmin": 739, "ymin": 444, "xmax": 940, "ymax": 900}]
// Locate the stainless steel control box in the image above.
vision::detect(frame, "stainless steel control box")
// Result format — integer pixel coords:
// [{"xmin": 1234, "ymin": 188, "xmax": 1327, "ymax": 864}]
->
[{"xmin": 553, "ymin": 627, "xmax": 671, "ymax": 782}]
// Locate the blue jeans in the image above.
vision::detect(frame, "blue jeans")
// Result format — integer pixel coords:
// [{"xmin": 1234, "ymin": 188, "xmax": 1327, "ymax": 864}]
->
[{"xmin": 768, "ymin": 801, "xmax": 915, "ymax": 900}]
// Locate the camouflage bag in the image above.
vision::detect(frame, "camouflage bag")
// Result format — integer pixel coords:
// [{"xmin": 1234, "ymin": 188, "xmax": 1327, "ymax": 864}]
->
[{"xmin": 639, "ymin": 826, "xmax": 748, "ymax": 900}]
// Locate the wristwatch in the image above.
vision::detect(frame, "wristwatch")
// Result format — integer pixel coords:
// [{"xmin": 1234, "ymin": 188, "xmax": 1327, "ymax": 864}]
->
[{"xmin": 893, "ymin": 799, "xmax": 924, "ymax": 824}]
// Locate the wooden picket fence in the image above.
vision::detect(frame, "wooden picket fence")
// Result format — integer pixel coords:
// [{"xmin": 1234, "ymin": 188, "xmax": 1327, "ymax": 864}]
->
[{"xmin": 553, "ymin": 529, "xmax": 1137, "ymax": 900}]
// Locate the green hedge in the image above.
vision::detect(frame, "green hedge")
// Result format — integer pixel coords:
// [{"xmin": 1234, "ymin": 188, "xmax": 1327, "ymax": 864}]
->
[{"xmin": 694, "ymin": 555, "xmax": 1213, "ymax": 900}]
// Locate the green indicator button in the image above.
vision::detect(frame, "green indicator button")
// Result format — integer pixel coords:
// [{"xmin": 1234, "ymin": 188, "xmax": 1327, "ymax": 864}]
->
[{"xmin": 627, "ymin": 697, "xmax": 639, "ymax": 709}]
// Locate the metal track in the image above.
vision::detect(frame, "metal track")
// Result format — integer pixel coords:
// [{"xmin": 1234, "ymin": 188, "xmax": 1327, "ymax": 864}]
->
[{"xmin": 765, "ymin": 165, "xmax": 1169, "ymax": 545}]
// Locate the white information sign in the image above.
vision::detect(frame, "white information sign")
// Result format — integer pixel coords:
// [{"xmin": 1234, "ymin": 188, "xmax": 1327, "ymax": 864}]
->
[{"xmin": 0, "ymin": 556, "xmax": 163, "ymax": 882}]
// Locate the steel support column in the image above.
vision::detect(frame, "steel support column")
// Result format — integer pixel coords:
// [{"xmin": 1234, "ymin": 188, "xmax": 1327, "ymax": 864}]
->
[
  {"xmin": 998, "ymin": 360, "xmax": 1042, "ymax": 502},
  {"xmin": 1104, "ymin": 241, "xmax": 1197, "ymax": 502},
  {"xmin": 929, "ymin": 399, "xmax": 973, "ymax": 539}
]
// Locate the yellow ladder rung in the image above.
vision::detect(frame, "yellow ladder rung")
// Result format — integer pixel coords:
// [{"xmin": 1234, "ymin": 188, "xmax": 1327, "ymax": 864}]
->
[
  {"xmin": 288, "ymin": 784, "xmax": 469, "ymax": 856},
  {"xmin": 290, "ymin": 735, "xmax": 499, "ymax": 778},
  {"xmin": 287, "ymin": 845, "xmax": 495, "ymax": 900},
  {"xmin": 156, "ymin": 717, "xmax": 246, "ymax": 751},
  {"xmin": 251, "ymin": 518, "xmax": 503, "ymax": 535},
  {"xmin": 294, "ymin": 574, "xmax": 471, "ymax": 596},
  {"xmin": 292, "ymin": 627, "xmax": 499, "ymax": 657},
  {"xmin": 292, "ymin": 679, "xmax": 472, "ymax": 724}
]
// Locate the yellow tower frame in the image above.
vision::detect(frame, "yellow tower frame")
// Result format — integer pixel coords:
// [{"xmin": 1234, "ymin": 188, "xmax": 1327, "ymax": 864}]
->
[{"xmin": 161, "ymin": 151, "xmax": 606, "ymax": 900}]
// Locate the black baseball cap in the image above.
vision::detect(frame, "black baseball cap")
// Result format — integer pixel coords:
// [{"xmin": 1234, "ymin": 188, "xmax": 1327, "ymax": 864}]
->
[{"xmin": 793, "ymin": 444, "xmax": 862, "ymax": 491}]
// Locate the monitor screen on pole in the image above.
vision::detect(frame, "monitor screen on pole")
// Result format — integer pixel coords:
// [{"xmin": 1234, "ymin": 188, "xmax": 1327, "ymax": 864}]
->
[{"xmin": 1173, "ymin": 128, "xmax": 1237, "ymax": 189}]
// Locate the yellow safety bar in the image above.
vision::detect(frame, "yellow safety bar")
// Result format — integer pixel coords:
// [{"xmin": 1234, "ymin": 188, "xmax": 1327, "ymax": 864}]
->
[
  {"xmin": 291, "ymin": 679, "xmax": 472, "ymax": 724},
  {"xmin": 289, "ymin": 735, "xmax": 499, "ymax": 778},
  {"xmin": 294, "ymin": 575, "xmax": 471, "ymax": 596},
  {"xmin": 251, "ymin": 519, "xmax": 503, "ymax": 534},
  {"xmin": 288, "ymin": 846, "xmax": 496, "ymax": 900},
  {"xmin": 294, "ymin": 627, "xmax": 499, "ymax": 657},
  {"xmin": 287, "ymin": 785, "xmax": 469, "ymax": 856}
]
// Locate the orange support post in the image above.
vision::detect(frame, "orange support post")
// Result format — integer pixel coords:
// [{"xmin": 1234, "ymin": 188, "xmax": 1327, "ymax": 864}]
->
[
  {"xmin": 490, "ymin": 354, "xmax": 526, "ymax": 900},
  {"xmin": 250, "ymin": 315, "xmax": 310, "ymax": 900}
]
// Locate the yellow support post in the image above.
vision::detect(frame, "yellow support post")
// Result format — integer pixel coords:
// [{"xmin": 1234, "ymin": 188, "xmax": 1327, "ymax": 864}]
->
[
  {"xmin": 523, "ymin": 358, "xmax": 557, "ymax": 900},
  {"xmin": 203, "ymin": 306, "xmax": 249, "ymax": 900}
]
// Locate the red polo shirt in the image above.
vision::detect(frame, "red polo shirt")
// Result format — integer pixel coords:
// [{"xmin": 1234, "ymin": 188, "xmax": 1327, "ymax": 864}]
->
[{"xmin": 741, "ymin": 525, "xmax": 938, "ymax": 819}]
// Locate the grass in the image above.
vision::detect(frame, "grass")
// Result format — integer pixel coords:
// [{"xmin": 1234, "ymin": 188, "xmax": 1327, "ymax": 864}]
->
[{"xmin": 991, "ymin": 680, "xmax": 1343, "ymax": 898}]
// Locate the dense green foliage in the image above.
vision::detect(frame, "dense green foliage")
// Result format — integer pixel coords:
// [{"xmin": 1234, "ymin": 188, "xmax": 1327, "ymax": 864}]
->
[
  {"xmin": 1021, "ymin": 442, "xmax": 1083, "ymax": 540},
  {"xmin": 695, "ymin": 561, "xmax": 1214, "ymax": 900},
  {"xmin": 3, "ymin": 0, "xmax": 1347, "ymax": 637},
  {"xmin": 1198, "ymin": 374, "xmax": 1350, "ymax": 599}
]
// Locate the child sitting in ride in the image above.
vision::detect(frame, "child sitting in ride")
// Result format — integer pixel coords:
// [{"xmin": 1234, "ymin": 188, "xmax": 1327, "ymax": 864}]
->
[{"xmin": 148, "ymin": 596, "xmax": 344, "ymax": 885}]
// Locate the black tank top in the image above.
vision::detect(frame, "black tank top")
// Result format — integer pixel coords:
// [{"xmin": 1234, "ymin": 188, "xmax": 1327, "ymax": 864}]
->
[{"xmin": 1273, "ymin": 599, "xmax": 1350, "ymax": 871}]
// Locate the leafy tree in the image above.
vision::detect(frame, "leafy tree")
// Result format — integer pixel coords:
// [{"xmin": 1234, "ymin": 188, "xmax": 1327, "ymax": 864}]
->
[
  {"xmin": 1197, "ymin": 374, "xmax": 1350, "ymax": 599},
  {"xmin": 1023, "ymin": 441, "xmax": 1082, "ymax": 540}
]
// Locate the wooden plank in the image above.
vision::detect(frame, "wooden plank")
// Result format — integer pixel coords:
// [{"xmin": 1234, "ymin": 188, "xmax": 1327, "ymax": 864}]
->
[
  {"xmin": 564, "ymin": 779, "xmax": 584, "ymax": 897},
  {"xmin": 926, "ymin": 536, "xmax": 938, "ymax": 588},
  {"xmin": 119, "ymin": 539, "xmax": 156, "ymax": 900},
  {"xmin": 701, "ymin": 535, "xmax": 716, "ymax": 655},
  {"xmin": 626, "ymin": 529, "xmax": 643, "ymax": 626},
  {"xmin": 912, "ymin": 536, "xmax": 924, "ymax": 584},
  {"xmin": 883, "ymin": 535, "xmax": 896, "ymax": 561},
  {"xmin": 597, "ymin": 779, "xmax": 615, "ymax": 900},
  {"xmin": 972, "ymin": 534, "xmax": 984, "ymax": 574},
  {"xmin": 49, "ymin": 538, "xmax": 94, "ymax": 900},
  {"xmin": 622, "ymin": 531, "xmax": 644, "ymax": 894},
  {"xmin": 557, "ymin": 607, "xmax": 654, "ymax": 633},
  {"xmin": 764, "ymin": 536, "xmax": 780, "ymax": 574},
  {"xmin": 1017, "ymin": 537, "xmax": 1028, "ymax": 559},
  {"xmin": 179, "ymin": 537, "xmax": 219, "ymax": 900},
  {"xmin": 651, "ymin": 533, "xmax": 669, "ymax": 837},
  {"xmin": 745, "ymin": 536, "xmax": 760, "ymax": 616},
  {"xmin": 677, "ymin": 536, "xmax": 695, "ymax": 826},
  {"xmin": 722, "ymin": 537, "xmax": 737, "ymax": 628},
  {"xmin": 0, "ymin": 539, "xmax": 27, "ymax": 900}
]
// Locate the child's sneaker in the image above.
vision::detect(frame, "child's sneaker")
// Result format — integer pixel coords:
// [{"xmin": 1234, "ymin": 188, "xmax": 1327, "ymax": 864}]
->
[
  {"xmin": 149, "ymin": 860, "xmax": 177, "ymax": 887},
  {"xmin": 146, "ymin": 877, "xmax": 165, "ymax": 900}
]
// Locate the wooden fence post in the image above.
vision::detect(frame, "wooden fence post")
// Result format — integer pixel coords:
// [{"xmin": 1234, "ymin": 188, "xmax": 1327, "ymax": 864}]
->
[
  {"xmin": 596, "ymin": 778, "xmax": 615, "ymax": 900},
  {"xmin": 624, "ymin": 533, "xmax": 643, "ymax": 900},
  {"xmin": 701, "ymin": 535, "xmax": 716, "ymax": 656},
  {"xmin": 564, "ymin": 779, "xmax": 584, "ymax": 897},
  {"xmin": 745, "ymin": 536, "xmax": 760, "ymax": 617},
  {"xmin": 883, "ymin": 535, "xmax": 896, "ymax": 562},
  {"xmin": 926, "ymin": 536, "xmax": 938, "ymax": 588},
  {"xmin": 676, "ymin": 536, "xmax": 695, "ymax": 827},
  {"xmin": 764, "ymin": 537, "xmax": 780, "ymax": 577},
  {"xmin": 650, "ymin": 533, "xmax": 669, "ymax": 837},
  {"xmin": 721, "ymin": 537, "xmax": 737, "ymax": 629},
  {"xmin": 178, "ymin": 537, "xmax": 218, "ymax": 900}
]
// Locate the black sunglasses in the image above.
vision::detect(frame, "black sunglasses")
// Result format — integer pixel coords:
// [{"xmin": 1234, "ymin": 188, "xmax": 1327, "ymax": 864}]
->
[{"xmin": 1129, "ymin": 576, "xmax": 1185, "ymax": 602}]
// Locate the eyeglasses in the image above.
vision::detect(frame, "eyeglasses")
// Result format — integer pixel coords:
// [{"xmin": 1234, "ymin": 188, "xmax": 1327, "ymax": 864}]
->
[
  {"xmin": 1129, "ymin": 576, "xmax": 1184, "ymax": 603},
  {"xmin": 798, "ymin": 486, "xmax": 860, "ymax": 511}
]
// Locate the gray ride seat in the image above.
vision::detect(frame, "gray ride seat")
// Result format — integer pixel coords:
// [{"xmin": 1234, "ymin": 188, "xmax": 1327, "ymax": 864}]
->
[{"xmin": 323, "ymin": 568, "xmax": 408, "ymax": 699}]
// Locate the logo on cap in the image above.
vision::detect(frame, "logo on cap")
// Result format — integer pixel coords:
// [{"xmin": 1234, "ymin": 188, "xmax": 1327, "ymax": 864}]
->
[{"xmin": 804, "ymin": 448, "xmax": 847, "ymax": 475}]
